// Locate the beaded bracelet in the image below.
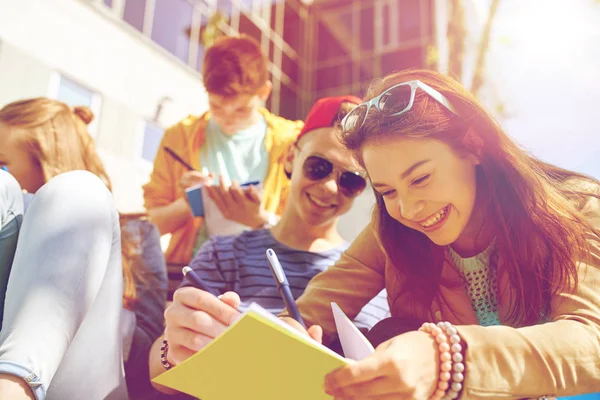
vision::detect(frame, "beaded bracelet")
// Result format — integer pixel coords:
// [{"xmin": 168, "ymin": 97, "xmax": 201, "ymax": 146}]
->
[
  {"xmin": 419, "ymin": 322, "xmax": 465, "ymax": 400},
  {"xmin": 438, "ymin": 321, "xmax": 465, "ymax": 400},
  {"xmin": 160, "ymin": 339, "xmax": 174, "ymax": 370}
]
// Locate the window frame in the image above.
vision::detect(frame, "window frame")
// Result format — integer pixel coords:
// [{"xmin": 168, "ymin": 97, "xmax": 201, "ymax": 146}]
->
[
  {"xmin": 134, "ymin": 118, "xmax": 165, "ymax": 171},
  {"xmin": 48, "ymin": 72, "xmax": 103, "ymax": 138}
]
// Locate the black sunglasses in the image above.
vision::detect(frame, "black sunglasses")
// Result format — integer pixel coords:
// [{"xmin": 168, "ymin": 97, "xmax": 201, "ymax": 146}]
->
[{"xmin": 302, "ymin": 154, "xmax": 367, "ymax": 198}]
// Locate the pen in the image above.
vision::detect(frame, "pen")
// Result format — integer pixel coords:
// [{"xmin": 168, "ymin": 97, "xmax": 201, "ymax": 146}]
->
[
  {"xmin": 265, "ymin": 248, "xmax": 306, "ymax": 329},
  {"xmin": 182, "ymin": 266, "xmax": 217, "ymax": 296},
  {"xmin": 164, "ymin": 146, "xmax": 196, "ymax": 171},
  {"xmin": 240, "ymin": 180, "xmax": 260, "ymax": 187}
]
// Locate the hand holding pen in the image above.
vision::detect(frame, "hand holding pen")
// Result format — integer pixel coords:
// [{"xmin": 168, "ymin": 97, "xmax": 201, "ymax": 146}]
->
[
  {"xmin": 163, "ymin": 267, "xmax": 241, "ymax": 364},
  {"xmin": 166, "ymin": 146, "xmax": 258, "ymax": 195}
]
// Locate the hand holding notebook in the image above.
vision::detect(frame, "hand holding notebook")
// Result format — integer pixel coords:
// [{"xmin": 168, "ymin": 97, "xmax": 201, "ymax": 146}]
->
[
  {"xmin": 185, "ymin": 179, "xmax": 261, "ymax": 218},
  {"xmin": 153, "ymin": 302, "xmax": 374, "ymax": 400}
]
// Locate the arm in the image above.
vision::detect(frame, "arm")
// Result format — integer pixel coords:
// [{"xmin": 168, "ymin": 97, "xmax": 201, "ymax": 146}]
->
[
  {"xmin": 148, "ymin": 236, "xmax": 241, "ymax": 393},
  {"xmin": 148, "ymin": 334, "xmax": 172, "ymax": 394},
  {"xmin": 143, "ymin": 125, "xmax": 193, "ymax": 235},
  {"xmin": 146, "ymin": 198, "xmax": 192, "ymax": 235},
  {"xmin": 148, "ymin": 290, "xmax": 241, "ymax": 393},
  {"xmin": 457, "ymin": 230, "xmax": 600, "ymax": 399},
  {"xmin": 455, "ymin": 193, "xmax": 600, "ymax": 399},
  {"xmin": 280, "ymin": 224, "xmax": 387, "ymax": 344}
]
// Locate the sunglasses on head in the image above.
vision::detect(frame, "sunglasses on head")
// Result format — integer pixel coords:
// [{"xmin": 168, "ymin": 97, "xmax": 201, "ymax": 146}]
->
[
  {"xmin": 300, "ymin": 152, "xmax": 367, "ymax": 198},
  {"xmin": 340, "ymin": 80, "xmax": 460, "ymax": 134}
]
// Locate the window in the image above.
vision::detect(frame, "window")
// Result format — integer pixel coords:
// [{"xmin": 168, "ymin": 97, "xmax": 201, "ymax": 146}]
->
[
  {"xmin": 380, "ymin": 47, "xmax": 423, "ymax": 76},
  {"xmin": 279, "ymin": 83, "xmax": 298, "ymax": 121},
  {"xmin": 282, "ymin": 3, "xmax": 302, "ymax": 51},
  {"xmin": 151, "ymin": 0, "xmax": 194, "ymax": 63},
  {"xmin": 317, "ymin": 20, "xmax": 347, "ymax": 62},
  {"xmin": 375, "ymin": 0, "xmax": 399, "ymax": 51},
  {"xmin": 239, "ymin": 14, "xmax": 263, "ymax": 45},
  {"xmin": 281, "ymin": 52, "xmax": 299, "ymax": 83},
  {"xmin": 123, "ymin": 0, "xmax": 147, "ymax": 32},
  {"xmin": 139, "ymin": 121, "xmax": 164, "ymax": 164},
  {"xmin": 399, "ymin": 1, "xmax": 422, "ymax": 41},
  {"xmin": 49, "ymin": 74, "xmax": 102, "ymax": 137},
  {"xmin": 316, "ymin": 63, "xmax": 351, "ymax": 91}
]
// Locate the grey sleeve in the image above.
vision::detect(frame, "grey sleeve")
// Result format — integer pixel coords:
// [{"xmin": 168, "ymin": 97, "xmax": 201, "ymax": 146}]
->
[{"xmin": 0, "ymin": 171, "xmax": 24, "ymax": 328}]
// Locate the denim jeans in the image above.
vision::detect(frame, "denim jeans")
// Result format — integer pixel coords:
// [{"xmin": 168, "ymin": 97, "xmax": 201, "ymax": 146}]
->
[{"xmin": 0, "ymin": 171, "xmax": 127, "ymax": 399}]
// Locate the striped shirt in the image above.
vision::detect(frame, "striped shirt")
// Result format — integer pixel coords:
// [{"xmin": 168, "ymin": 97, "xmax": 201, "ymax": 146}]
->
[{"xmin": 182, "ymin": 228, "xmax": 389, "ymax": 330}]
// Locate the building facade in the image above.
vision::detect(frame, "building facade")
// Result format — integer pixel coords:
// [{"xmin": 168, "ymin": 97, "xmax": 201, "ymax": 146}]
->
[
  {"xmin": 0, "ymin": 0, "xmax": 437, "ymax": 240},
  {"xmin": 97, "ymin": 0, "xmax": 436, "ymax": 120}
]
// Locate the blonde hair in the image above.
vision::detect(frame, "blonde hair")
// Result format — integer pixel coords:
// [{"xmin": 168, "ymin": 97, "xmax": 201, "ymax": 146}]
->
[
  {"xmin": 0, "ymin": 98, "xmax": 139, "ymax": 308},
  {"xmin": 0, "ymin": 98, "xmax": 110, "ymax": 186}
]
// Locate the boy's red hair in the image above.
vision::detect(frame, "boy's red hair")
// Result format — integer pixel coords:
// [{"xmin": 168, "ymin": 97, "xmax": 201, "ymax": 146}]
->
[{"xmin": 202, "ymin": 35, "xmax": 269, "ymax": 97}]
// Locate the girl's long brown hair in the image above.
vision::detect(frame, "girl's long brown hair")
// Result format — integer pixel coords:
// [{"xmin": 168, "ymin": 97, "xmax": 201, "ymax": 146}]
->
[
  {"xmin": 343, "ymin": 70, "xmax": 600, "ymax": 325},
  {"xmin": 0, "ymin": 98, "xmax": 141, "ymax": 309}
]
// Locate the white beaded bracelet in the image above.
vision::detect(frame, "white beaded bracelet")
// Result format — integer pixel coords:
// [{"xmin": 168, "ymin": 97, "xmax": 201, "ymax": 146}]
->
[
  {"xmin": 437, "ymin": 322, "xmax": 465, "ymax": 400},
  {"xmin": 419, "ymin": 322, "xmax": 466, "ymax": 400}
]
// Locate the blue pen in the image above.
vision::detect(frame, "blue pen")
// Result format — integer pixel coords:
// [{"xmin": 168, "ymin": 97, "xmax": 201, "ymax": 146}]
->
[
  {"xmin": 182, "ymin": 266, "xmax": 217, "ymax": 296},
  {"xmin": 265, "ymin": 248, "xmax": 306, "ymax": 329},
  {"xmin": 240, "ymin": 180, "xmax": 260, "ymax": 187}
]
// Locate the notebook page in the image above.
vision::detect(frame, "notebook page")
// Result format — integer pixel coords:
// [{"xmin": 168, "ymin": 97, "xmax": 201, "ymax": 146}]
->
[
  {"xmin": 331, "ymin": 302, "xmax": 375, "ymax": 361},
  {"xmin": 247, "ymin": 303, "xmax": 346, "ymax": 361}
]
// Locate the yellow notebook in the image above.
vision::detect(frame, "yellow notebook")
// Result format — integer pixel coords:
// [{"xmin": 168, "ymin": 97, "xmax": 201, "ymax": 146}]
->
[{"xmin": 152, "ymin": 303, "xmax": 373, "ymax": 400}]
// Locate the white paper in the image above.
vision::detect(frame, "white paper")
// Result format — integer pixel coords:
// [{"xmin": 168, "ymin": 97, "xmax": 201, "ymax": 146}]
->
[
  {"xmin": 331, "ymin": 302, "xmax": 375, "ymax": 361},
  {"xmin": 202, "ymin": 182, "xmax": 264, "ymax": 237},
  {"xmin": 202, "ymin": 189, "xmax": 248, "ymax": 236}
]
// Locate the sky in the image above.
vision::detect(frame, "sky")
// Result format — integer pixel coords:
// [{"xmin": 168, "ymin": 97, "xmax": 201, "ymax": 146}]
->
[{"xmin": 478, "ymin": 0, "xmax": 600, "ymax": 178}]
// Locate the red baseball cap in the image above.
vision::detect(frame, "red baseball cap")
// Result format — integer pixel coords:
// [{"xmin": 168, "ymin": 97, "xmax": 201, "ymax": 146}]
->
[{"xmin": 296, "ymin": 95, "xmax": 362, "ymax": 142}]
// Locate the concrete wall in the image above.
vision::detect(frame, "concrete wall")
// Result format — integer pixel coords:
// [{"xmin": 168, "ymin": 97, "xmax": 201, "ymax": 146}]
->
[{"xmin": 0, "ymin": 0, "xmax": 209, "ymax": 213}]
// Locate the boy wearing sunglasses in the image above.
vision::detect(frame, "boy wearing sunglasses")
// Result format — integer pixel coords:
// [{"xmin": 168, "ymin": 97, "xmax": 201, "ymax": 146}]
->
[{"xmin": 149, "ymin": 96, "xmax": 389, "ymax": 383}]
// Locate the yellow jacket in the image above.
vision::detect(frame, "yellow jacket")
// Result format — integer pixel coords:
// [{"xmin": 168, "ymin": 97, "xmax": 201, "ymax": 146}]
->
[
  {"xmin": 287, "ymin": 185, "xmax": 600, "ymax": 398},
  {"xmin": 143, "ymin": 108, "xmax": 303, "ymax": 265}
]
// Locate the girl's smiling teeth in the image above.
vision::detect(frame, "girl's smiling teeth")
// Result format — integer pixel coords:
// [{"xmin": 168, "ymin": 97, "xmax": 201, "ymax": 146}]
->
[
  {"xmin": 419, "ymin": 205, "xmax": 449, "ymax": 228},
  {"xmin": 307, "ymin": 193, "xmax": 335, "ymax": 208}
]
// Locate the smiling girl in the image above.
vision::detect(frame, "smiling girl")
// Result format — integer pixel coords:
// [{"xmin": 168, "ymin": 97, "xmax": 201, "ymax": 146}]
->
[{"xmin": 279, "ymin": 70, "xmax": 600, "ymax": 399}]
